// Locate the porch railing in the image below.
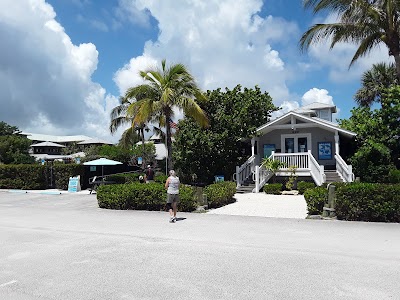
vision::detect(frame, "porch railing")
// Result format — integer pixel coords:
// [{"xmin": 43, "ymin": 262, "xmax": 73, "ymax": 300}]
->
[
  {"xmin": 272, "ymin": 152, "xmax": 309, "ymax": 169},
  {"xmin": 272, "ymin": 151, "xmax": 325, "ymax": 186},
  {"xmin": 254, "ymin": 165, "xmax": 274, "ymax": 193},
  {"xmin": 234, "ymin": 155, "xmax": 255, "ymax": 187},
  {"xmin": 335, "ymin": 154, "xmax": 354, "ymax": 182}
]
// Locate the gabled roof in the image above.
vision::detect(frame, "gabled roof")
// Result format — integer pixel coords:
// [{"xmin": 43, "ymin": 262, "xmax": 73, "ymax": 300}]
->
[
  {"xmin": 256, "ymin": 111, "xmax": 356, "ymax": 137},
  {"xmin": 77, "ymin": 138, "xmax": 113, "ymax": 145},
  {"xmin": 22, "ymin": 132, "xmax": 92, "ymax": 143},
  {"xmin": 297, "ymin": 102, "xmax": 337, "ymax": 113},
  {"xmin": 30, "ymin": 141, "xmax": 66, "ymax": 147}
]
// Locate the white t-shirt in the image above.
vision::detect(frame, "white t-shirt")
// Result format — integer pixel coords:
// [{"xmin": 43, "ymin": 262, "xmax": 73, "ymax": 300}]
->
[{"xmin": 167, "ymin": 176, "xmax": 180, "ymax": 194}]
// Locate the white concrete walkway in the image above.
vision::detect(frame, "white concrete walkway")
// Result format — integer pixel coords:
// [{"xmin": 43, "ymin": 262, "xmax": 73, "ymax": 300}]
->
[{"xmin": 207, "ymin": 193, "xmax": 308, "ymax": 219}]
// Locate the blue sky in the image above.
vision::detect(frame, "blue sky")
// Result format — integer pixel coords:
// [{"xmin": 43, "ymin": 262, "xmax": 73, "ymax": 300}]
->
[{"xmin": 0, "ymin": 0, "xmax": 390, "ymax": 142}]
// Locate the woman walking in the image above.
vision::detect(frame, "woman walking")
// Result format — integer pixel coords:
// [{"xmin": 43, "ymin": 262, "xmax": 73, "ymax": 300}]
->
[{"xmin": 165, "ymin": 170, "xmax": 180, "ymax": 223}]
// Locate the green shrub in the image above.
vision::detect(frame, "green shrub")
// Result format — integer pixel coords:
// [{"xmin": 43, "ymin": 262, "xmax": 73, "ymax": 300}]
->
[
  {"xmin": 106, "ymin": 173, "xmax": 142, "ymax": 184},
  {"xmin": 388, "ymin": 169, "xmax": 400, "ymax": 184},
  {"xmin": 350, "ymin": 141, "xmax": 394, "ymax": 183},
  {"xmin": 96, "ymin": 182, "xmax": 197, "ymax": 212},
  {"xmin": 204, "ymin": 181, "xmax": 236, "ymax": 209},
  {"xmin": 154, "ymin": 175, "xmax": 168, "ymax": 184},
  {"xmin": 0, "ymin": 164, "xmax": 46, "ymax": 189},
  {"xmin": 297, "ymin": 181, "xmax": 316, "ymax": 194},
  {"xmin": 304, "ymin": 187, "xmax": 327, "ymax": 215},
  {"xmin": 263, "ymin": 183, "xmax": 282, "ymax": 195},
  {"xmin": 53, "ymin": 164, "xmax": 85, "ymax": 190},
  {"xmin": 335, "ymin": 183, "xmax": 400, "ymax": 222}
]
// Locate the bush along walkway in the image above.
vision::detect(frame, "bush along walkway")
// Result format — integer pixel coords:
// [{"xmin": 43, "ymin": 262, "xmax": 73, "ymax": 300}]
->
[
  {"xmin": 96, "ymin": 181, "xmax": 237, "ymax": 212},
  {"xmin": 303, "ymin": 182, "xmax": 400, "ymax": 223}
]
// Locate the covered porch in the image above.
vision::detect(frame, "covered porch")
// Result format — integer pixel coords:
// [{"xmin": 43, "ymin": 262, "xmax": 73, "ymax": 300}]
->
[{"xmin": 234, "ymin": 111, "xmax": 356, "ymax": 193}]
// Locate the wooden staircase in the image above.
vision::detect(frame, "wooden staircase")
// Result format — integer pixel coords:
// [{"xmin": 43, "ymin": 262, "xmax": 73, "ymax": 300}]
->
[{"xmin": 324, "ymin": 170, "xmax": 344, "ymax": 183}]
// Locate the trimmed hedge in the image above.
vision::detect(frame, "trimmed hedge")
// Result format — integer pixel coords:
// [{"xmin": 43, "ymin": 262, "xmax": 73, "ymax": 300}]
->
[
  {"xmin": 53, "ymin": 164, "xmax": 85, "ymax": 190},
  {"xmin": 297, "ymin": 181, "xmax": 315, "ymax": 195},
  {"xmin": 204, "ymin": 181, "xmax": 236, "ymax": 209},
  {"xmin": 263, "ymin": 183, "xmax": 282, "ymax": 195},
  {"xmin": 106, "ymin": 173, "xmax": 143, "ymax": 184},
  {"xmin": 0, "ymin": 164, "xmax": 46, "ymax": 189},
  {"xmin": 96, "ymin": 182, "xmax": 197, "ymax": 212},
  {"xmin": 335, "ymin": 183, "xmax": 400, "ymax": 222},
  {"xmin": 303, "ymin": 187, "xmax": 327, "ymax": 215}
]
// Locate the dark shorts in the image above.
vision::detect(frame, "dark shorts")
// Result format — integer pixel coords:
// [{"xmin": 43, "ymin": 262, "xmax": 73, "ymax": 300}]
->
[{"xmin": 167, "ymin": 193, "xmax": 179, "ymax": 203}]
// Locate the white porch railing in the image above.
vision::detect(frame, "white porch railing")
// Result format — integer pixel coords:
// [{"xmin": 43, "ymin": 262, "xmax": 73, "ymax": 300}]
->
[
  {"xmin": 335, "ymin": 154, "xmax": 354, "ymax": 182},
  {"xmin": 234, "ymin": 155, "xmax": 255, "ymax": 187},
  {"xmin": 253, "ymin": 165, "xmax": 274, "ymax": 193},
  {"xmin": 272, "ymin": 151, "xmax": 325, "ymax": 186}
]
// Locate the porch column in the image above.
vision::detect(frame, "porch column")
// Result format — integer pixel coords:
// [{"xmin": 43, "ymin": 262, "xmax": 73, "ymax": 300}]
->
[
  {"xmin": 251, "ymin": 138, "xmax": 256, "ymax": 156},
  {"xmin": 334, "ymin": 131, "xmax": 340, "ymax": 154}
]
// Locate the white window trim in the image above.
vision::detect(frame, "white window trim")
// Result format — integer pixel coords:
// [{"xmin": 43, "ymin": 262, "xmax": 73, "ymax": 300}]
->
[{"xmin": 281, "ymin": 133, "xmax": 312, "ymax": 153}]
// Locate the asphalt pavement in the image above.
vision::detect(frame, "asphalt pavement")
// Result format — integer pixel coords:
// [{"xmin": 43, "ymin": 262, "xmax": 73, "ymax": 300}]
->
[{"xmin": 0, "ymin": 191, "xmax": 399, "ymax": 300}]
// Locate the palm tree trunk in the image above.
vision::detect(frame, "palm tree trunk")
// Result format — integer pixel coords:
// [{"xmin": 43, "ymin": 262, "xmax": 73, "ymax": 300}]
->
[
  {"xmin": 165, "ymin": 113, "xmax": 173, "ymax": 171},
  {"xmin": 394, "ymin": 54, "xmax": 400, "ymax": 82},
  {"xmin": 140, "ymin": 127, "xmax": 145, "ymax": 168}
]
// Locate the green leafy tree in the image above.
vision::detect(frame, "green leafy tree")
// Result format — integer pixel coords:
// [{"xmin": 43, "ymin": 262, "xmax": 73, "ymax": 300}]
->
[
  {"xmin": 350, "ymin": 141, "xmax": 394, "ymax": 183},
  {"xmin": 300, "ymin": 0, "xmax": 400, "ymax": 80},
  {"xmin": 122, "ymin": 59, "xmax": 209, "ymax": 170},
  {"xmin": 0, "ymin": 121, "xmax": 34, "ymax": 164},
  {"xmin": 131, "ymin": 143, "xmax": 156, "ymax": 167},
  {"xmin": 174, "ymin": 85, "xmax": 278, "ymax": 184},
  {"xmin": 354, "ymin": 63, "xmax": 398, "ymax": 107}
]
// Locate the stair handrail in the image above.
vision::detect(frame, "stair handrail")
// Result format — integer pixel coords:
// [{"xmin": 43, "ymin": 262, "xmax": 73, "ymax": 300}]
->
[
  {"xmin": 308, "ymin": 150, "xmax": 325, "ymax": 186},
  {"xmin": 253, "ymin": 164, "xmax": 274, "ymax": 193},
  {"xmin": 235, "ymin": 155, "xmax": 255, "ymax": 187},
  {"xmin": 335, "ymin": 154, "xmax": 354, "ymax": 182}
]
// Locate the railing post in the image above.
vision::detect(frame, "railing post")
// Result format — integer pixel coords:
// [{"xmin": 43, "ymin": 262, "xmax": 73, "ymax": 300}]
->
[
  {"xmin": 320, "ymin": 165, "xmax": 325, "ymax": 184},
  {"xmin": 236, "ymin": 166, "xmax": 240, "ymax": 187},
  {"xmin": 255, "ymin": 165, "xmax": 260, "ymax": 193},
  {"xmin": 307, "ymin": 150, "xmax": 311, "ymax": 169},
  {"xmin": 348, "ymin": 165, "xmax": 353, "ymax": 182}
]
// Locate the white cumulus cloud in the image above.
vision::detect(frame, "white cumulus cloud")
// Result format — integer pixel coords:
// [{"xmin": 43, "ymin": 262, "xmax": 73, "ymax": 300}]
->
[
  {"xmin": 113, "ymin": 0, "xmax": 299, "ymax": 105},
  {"xmin": 0, "ymin": 0, "xmax": 119, "ymax": 141}
]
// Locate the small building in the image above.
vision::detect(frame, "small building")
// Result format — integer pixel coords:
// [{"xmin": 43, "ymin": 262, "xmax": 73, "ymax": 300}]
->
[
  {"xmin": 30, "ymin": 141, "xmax": 65, "ymax": 155},
  {"xmin": 235, "ymin": 102, "xmax": 357, "ymax": 192}
]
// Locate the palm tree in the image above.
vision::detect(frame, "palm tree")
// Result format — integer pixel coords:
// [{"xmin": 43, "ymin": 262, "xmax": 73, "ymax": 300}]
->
[
  {"xmin": 123, "ymin": 59, "xmax": 208, "ymax": 170},
  {"xmin": 354, "ymin": 62, "xmax": 398, "ymax": 107},
  {"xmin": 300, "ymin": 0, "xmax": 400, "ymax": 80},
  {"xmin": 110, "ymin": 96, "xmax": 147, "ymax": 163}
]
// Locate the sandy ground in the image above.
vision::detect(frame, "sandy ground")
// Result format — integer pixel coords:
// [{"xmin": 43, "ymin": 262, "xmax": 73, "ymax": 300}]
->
[{"xmin": 207, "ymin": 193, "xmax": 308, "ymax": 219}]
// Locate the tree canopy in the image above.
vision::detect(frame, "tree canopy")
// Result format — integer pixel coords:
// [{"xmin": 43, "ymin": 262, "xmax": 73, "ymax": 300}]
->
[
  {"xmin": 0, "ymin": 121, "xmax": 34, "ymax": 164},
  {"xmin": 173, "ymin": 85, "xmax": 278, "ymax": 184},
  {"xmin": 300, "ymin": 0, "xmax": 400, "ymax": 80}
]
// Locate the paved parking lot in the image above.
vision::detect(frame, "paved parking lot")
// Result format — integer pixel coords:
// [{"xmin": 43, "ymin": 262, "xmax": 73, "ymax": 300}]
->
[{"xmin": 0, "ymin": 191, "xmax": 399, "ymax": 300}]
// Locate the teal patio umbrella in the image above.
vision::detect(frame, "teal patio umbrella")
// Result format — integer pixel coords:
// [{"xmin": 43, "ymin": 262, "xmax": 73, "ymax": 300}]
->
[{"xmin": 83, "ymin": 157, "xmax": 122, "ymax": 177}]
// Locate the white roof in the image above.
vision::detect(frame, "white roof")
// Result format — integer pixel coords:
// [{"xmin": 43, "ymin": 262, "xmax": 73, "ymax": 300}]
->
[
  {"xmin": 77, "ymin": 138, "xmax": 113, "ymax": 145},
  {"xmin": 298, "ymin": 102, "xmax": 337, "ymax": 113},
  {"xmin": 135, "ymin": 141, "xmax": 167, "ymax": 160},
  {"xmin": 22, "ymin": 132, "xmax": 92, "ymax": 143},
  {"xmin": 257, "ymin": 111, "xmax": 356, "ymax": 137},
  {"xmin": 32, "ymin": 154, "xmax": 72, "ymax": 160},
  {"xmin": 154, "ymin": 143, "xmax": 167, "ymax": 160},
  {"xmin": 30, "ymin": 141, "xmax": 66, "ymax": 148}
]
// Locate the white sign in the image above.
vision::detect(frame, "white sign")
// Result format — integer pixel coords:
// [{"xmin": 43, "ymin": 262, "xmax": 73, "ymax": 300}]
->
[{"xmin": 68, "ymin": 176, "xmax": 81, "ymax": 193}]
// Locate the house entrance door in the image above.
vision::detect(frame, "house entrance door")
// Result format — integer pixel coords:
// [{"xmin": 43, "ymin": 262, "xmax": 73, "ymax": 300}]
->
[{"xmin": 281, "ymin": 134, "xmax": 311, "ymax": 153}]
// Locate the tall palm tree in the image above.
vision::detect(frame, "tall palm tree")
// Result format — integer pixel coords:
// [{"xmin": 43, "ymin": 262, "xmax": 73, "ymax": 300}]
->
[
  {"xmin": 354, "ymin": 62, "xmax": 398, "ymax": 107},
  {"xmin": 110, "ymin": 96, "xmax": 147, "ymax": 161},
  {"xmin": 300, "ymin": 0, "xmax": 400, "ymax": 80},
  {"xmin": 124, "ymin": 59, "xmax": 208, "ymax": 170}
]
